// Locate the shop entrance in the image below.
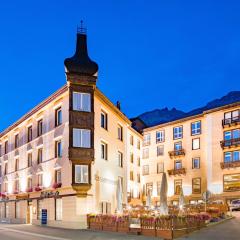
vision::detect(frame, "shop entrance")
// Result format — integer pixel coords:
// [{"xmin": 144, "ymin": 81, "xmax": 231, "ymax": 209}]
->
[{"xmin": 26, "ymin": 201, "xmax": 33, "ymax": 224}]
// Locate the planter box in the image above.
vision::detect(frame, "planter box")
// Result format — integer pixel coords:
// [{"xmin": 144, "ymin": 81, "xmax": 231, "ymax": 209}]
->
[
  {"xmin": 89, "ymin": 222, "xmax": 102, "ymax": 231},
  {"xmin": 156, "ymin": 229, "xmax": 173, "ymax": 239},
  {"xmin": 141, "ymin": 228, "xmax": 156, "ymax": 237},
  {"xmin": 117, "ymin": 226, "xmax": 129, "ymax": 233},
  {"xmin": 102, "ymin": 224, "xmax": 117, "ymax": 232}
]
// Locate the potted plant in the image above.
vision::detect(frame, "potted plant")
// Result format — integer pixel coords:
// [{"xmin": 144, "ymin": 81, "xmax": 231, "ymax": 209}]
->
[
  {"xmin": 35, "ymin": 185, "xmax": 42, "ymax": 192},
  {"xmin": 52, "ymin": 182, "xmax": 62, "ymax": 189}
]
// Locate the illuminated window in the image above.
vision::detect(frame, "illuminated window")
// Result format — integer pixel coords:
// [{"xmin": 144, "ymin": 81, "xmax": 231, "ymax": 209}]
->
[
  {"xmin": 173, "ymin": 126, "xmax": 183, "ymax": 139},
  {"xmin": 118, "ymin": 151, "xmax": 123, "ymax": 167},
  {"xmin": 191, "ymin": 121, "xmax": 201, "ymax": 135},
  {"xmin": 192, "ymin": 178, "xmax": 201, "ymax": 194},
  {"xmin": 192, "ymin": 138, "xmax": 200, "ymax": 150},
  {"xmin": 73, "ymin": 92, "xmax": 91, "ymax": 112},
  {"xmin": 75, "ymin": 165, "xmax": 89, "ymax": 184},
  {"xmin": 130, "ymin": 152, "xmax": 134, "ymax": 163},
  {"xmin": 174, "ymin": 179, "xmax": 182, "ymax": 195},
  {"xmin": 130, "ymin": 135, "xmax": 134, "ymax": 145},
  {"xmin": 28, "ymin": 152, "xmax": 32, "ymax": 167},
  {"xmin": 224, "ymin": 174, "xmax": 240, "ymax": 192},
  {"xmin": 143, "ymin": 134, "xmax": 151, "ymax": 146},
  {"xmin": 130, "ymin": 171, "xmax": 134, "ymax": 181},
  {"xmin": 55, "ymin": 170, "xmax": 62, "ymax": 184},
  {"xmin": 146, "ymin": 182, "xmax": 153, "ymax": 195}
]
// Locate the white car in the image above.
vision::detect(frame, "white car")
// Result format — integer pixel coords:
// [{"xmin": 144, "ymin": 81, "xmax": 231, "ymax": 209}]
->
[{"xmin": 229, "ymin": 199, "xmax": 240, "ymax": 211}]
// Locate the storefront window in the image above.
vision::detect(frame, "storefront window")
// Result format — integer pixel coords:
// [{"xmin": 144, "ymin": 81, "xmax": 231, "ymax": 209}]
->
[{"xmin": 224, "ymin": 174, "xmax": 240, "ymax": 192}]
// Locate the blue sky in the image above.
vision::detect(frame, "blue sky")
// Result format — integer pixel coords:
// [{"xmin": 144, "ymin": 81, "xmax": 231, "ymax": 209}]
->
[{"xmin": 0, "ymin": 1, "xmax": 240, "ymax": 131}]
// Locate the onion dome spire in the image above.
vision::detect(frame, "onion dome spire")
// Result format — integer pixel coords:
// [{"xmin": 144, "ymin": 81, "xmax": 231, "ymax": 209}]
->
[{"xmin": 64, "ymin": 21, "xmax": 98, "ymax": 76}]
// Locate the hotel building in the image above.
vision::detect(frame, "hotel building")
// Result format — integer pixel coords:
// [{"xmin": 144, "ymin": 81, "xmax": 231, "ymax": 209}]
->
[{"xmin": 0, "ymin": 28, "xmax": 239, "ymax": 228}]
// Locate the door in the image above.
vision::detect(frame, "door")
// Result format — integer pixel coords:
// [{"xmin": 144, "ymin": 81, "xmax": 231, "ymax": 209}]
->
[{"xmin": 26, "ymin": 204, "xmax": 33, "ymax": 224}]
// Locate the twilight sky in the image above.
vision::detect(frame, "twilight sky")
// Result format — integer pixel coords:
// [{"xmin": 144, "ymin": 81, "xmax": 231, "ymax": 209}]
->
[{"xmin": 0, "ymin": 1, "xmax": 240, "ymax": 131}]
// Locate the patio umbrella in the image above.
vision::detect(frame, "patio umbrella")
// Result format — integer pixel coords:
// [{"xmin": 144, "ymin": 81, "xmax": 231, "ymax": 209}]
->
[
  {"xmin": 116, "ymin": 178, "xmax": 123, "ymax": 213},
  {"xmin": 178, "ymin": 187, "xmax": 185, "ymax": 215},
  {"xmin": 159, "ymin": 172, "xmax": 168, "ymax": 215},
  {"xmin": 146, "ymin": 189, "xmax": 152, "ymax": 207}
]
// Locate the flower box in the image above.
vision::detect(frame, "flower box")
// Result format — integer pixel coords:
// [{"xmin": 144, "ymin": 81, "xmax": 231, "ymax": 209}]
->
[
  {"xmin": 53, "ymin": 182, "xmax": 62, "ymax": 189},
  {"xmin": 26, "ymin": 188, "xmax": 33, "ymax": 193}
]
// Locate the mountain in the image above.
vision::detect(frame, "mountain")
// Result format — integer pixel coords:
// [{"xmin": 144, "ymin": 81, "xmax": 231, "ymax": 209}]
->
[{"xmin": 133, "ymin": 91, "xmax": 240, "ymax": 129}]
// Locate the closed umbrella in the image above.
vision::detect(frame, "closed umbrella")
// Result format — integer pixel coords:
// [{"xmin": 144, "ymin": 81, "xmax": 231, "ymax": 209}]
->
[{"xmin": 159, "ymin": 172, "xmax": 168, "ymax": 215}]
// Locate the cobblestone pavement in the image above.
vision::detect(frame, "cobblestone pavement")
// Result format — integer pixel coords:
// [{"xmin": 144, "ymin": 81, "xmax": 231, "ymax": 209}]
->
[{"xmin": 0, "ymin": 212, "xmax": 239, "ymax": 240}]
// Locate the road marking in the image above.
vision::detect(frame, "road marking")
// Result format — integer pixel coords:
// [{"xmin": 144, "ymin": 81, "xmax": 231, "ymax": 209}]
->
[{"xmin": 0, "ymin": 227, "xmax": 71, "ymax": 240}]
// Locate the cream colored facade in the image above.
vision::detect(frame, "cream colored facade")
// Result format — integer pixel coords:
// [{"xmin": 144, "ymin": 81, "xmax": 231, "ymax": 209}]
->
[
  {"xmin": 142, "ymin": 103, "xmax": 240, "ymax": 205},
  {"xmin": 0, "ymin": 86, "xmax": 142, "ymax": 228}
]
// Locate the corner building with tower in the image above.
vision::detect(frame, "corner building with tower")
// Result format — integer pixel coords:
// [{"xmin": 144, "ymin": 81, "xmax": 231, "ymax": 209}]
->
[{"xmin": 0, "ymin": 28, "xmax": 240, "ymax": 229}]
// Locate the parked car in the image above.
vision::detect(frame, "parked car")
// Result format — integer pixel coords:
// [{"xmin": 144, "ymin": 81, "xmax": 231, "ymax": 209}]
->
[{"xmin": 229, "ymin": 199, "xmax": 240, "ymax": 211}]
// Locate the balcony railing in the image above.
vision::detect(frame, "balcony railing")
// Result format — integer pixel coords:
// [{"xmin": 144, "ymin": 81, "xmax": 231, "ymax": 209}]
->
[
  {"xmin": 168, "ymin": 168, "xmax": 186, "ymax": 176},
  {"xmin": 220, "ymin": 138, "xmax": 240, "ymax": 148},
  {"xmin": 220, "ymin": 161, "xmax": 240, "ymax": 169},
  {"xmin": 222, "ymin": 116, "xmax": 240, "ymax": 127},
  {"xmin": 168, "ymin": 149, "xmax": 185, "ymax": 158}
]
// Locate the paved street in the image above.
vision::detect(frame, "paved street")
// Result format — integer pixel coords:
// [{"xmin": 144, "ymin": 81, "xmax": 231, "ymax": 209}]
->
[{"xmin": 0, "ymin": 213, "xmax": 240, "ymax": 240}]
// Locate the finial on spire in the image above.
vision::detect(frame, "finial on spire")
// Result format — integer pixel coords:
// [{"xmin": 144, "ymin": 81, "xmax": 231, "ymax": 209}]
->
[{"xmin": 77, "ymin": 20, "xmax": 87, "ymax": 34}]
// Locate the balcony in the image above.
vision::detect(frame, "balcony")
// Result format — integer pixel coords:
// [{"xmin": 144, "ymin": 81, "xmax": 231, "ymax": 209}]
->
[
  {"xmin": 222, "ymin": 116, "xmax": 240, "ymax": 128},
  {"xmin": 168, "ymin": 168, "xmax": 186, "ymax": 176},
  {"xmin": 220, "ymin": 138, "xmax": 240, "ymax": 148},
  {"xmin": 220, "ymin": 161, "xmax": 240, "ymax": 169},
  {"xmin": 168, "ymin": 149, "xmax": 185, "ymax": 158}
]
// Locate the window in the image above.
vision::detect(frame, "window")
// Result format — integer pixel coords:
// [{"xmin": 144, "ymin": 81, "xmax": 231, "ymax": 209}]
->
[
  {"xmin": 173, "ymin": 126, "xmax": 183, "ymax": 139},
  {"xmin": 224, "ymin": 151, "xmax": 240, "ymax": 162},
  {"xmin": 143, "ymin": 134, "xmax": 151, "ymax": 146},
  {"xmin": 27, "ymin": 152, "xmax": 32, "ymax": 167},
  {"xmin": 27, "ymin": 177, "xmax": 32, "ymax": 189},
  {"xmin": 15, "ymin": 158, "xmax": 19, "ymax": 171},
  {"xmin": 55, "ymin": 140, "xmax": 62, "ymax": 158},
  {"xmin": 55, "ymin": 170, "xmax": 62, "ymax": 184},
  {"xmin": 37, "ymin": 148, "xmax": 43, "ymax": 164},
  {"xmin": 157, "ymin": 162, "xmax": 164, "ymax": 173},
  {"xmin": 130, "ymin": 171, "xmax": 134, "ymax": 181},
  {"xmin": 157, "ymin": 145, "xmax": 164, "ymax": 156},
  {"xmin": 174, "ymin": 179, "xmax": 182, "ymax": 195},
  {"xmin": 191, "ymin": 121, "xmax": 201, "ymax": 135},
  {"xmin": 118, "ymin": 151, "xmax": 123, "ymax": 167},
  {"xmin": 130, "ymin": 153, "xmax": 134, "ymax": 163},
  {"xmin": 101, "ymin": 111, "xmax": 108, "ymax": 130},
  {"xmin": 192, "ymin": 178, "xmax": 201, "ymax": 194},
  {"xmin": 137, "ymin": 173, "xmax": 140, "ymax": 183},
  {"xmin": 37, "ymin": 119, "xmax": 43, "ymax": 137},
  {"xmin": 224, "ymin": 110, "xmax": 240, "ymax": 124},
  {"xmin": 101, "ymin": 141, "xmax": 108, "ymax": 160},
  {"xmin": 142, "ymin": 165, "xmax": 149, "ymax": 175},
  {"xmin": 37, "ymin": 200, "xmax": 43, "ymax": 220},
  {"xmin": 130, "ymin": 135, "xmax": 134, "ymax": 145},
  {"xmin": 175, "ymin": 160, "xmax": 182, "ymax": 170},
  {"xmin": 137, "ymin": 140, "xmax": 141, "ymax": 150},
  {"xmin": 142, "ymin": 148, "xmax": 149, "ymax": 159},
  {"xmin": 192, "ymin": 138, "xmax": 200, "ymax": 150},
  {"xmin": 174, "ymin": 142, "xmax": 182, "ymax": 150},
  {"xmin": 16, "ymin": 201, "xmax": 20, "ymax": 219},
  {"xmin": 4, "ymin": 141, "xmax": 8, "ymax": 154},
  {"xmin": 15, "ymin": 179, "xmax": 19, "ymax": 192},
  {"xmin": 15, "ymin": 134, "xmax": 19, "ymax": 149},
  {"xmin": 137, "ymin": 157, "xmax": 141, "ymax": 166},
  {"xmin": 75, "ymin": 165, "xmax": 89, "ymax": 183},
  {"xmin": 4, "ymin": 163, "xmax": 8, "ymax": 175},
  {"xmin": 27, "ymin": 126, "xmax": 33, "ymax": 142},
  {"xmin": 156, "ymin": 130, "xmax": 164, "ymax": 143},
  {"xmin": 146, "ymin": 182, "xmax": 153, "ymax": 195},
  {"xmin": 55, "ymin": 198, "xmax": 62, "ymax": 221},
  {"xmin": 55, "ymin": 107, "xmax": 62, "ymax": 127},
  {"xmin": 38, "ymin": 174, "xmax": 43, "ymax": 186},
  {"xmin": 224, "ymin": 174, "xmax": 240, "ymax": 192},
  {"xmin": 192, "ymin": 157, "xmax": 200, "ymax": 169},
  {"xmin": 224, "ymin": 129, "xmax": 240, "ymax": 141},
  {"xmin": 72, "ymin": 92, "xmax": 91, "ymax": 112},
  {"xmin": 157, "ymin": 181, "xmax": 161, "ymax": 195},
  {"xmin": 117, "ymin": 125, "xmax": 123, "ymax": 141},
  {"xmin": 73, "ymin": 128, "xmax": 91, "ymax": 148}
]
